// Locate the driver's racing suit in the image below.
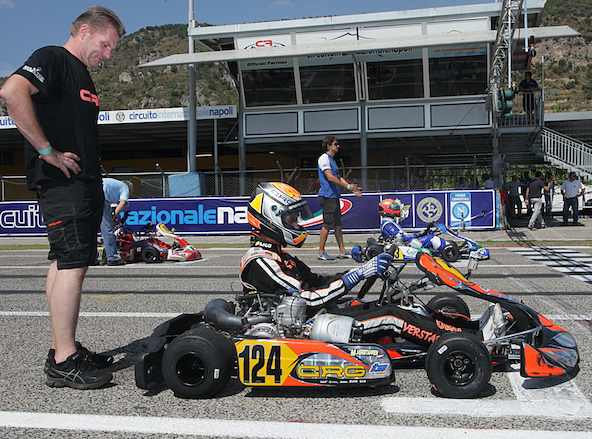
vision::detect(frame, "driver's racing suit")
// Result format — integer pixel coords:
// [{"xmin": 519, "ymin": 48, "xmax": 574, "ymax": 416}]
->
[
  {"xmin": 381, "ymin": 217, "xmax": 446, "ymax": 254},
  {"xmin": 240, "ymin": 235, "xmax": 476, "ymax": 347}
]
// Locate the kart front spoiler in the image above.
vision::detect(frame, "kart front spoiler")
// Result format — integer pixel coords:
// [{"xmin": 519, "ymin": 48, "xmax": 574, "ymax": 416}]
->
[{"xmin": 135, "ymin": 313, "xmax": 204, "ymax": 389}]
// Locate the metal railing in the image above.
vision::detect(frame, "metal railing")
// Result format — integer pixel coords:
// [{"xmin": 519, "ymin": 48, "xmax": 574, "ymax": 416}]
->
[
  {"xmin": 498, "ymin": 90, "xmax": 543, "ymax": 128},
  {"xmin": 537, "ymin": 127, "xmax": 592, "ymax": 179}
]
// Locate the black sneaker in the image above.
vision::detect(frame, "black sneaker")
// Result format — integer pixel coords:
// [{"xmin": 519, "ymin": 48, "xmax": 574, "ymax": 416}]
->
[
  {"xmin": 46, "ymin": 351, "xmax": 112, "ymax": 390},
  {"xmin": 106, "ymin": 259, "xmax": 125, "ymax": 266},
  {"xmin": 44, "ymin": 343, "xmax": 113, "ymax": 373},
  {"xmin": 75, "ymin": 342, "xmax": 114, "ymax": 369}
]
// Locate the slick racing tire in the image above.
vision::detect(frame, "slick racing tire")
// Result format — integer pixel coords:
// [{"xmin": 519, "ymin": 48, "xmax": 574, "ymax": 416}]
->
[
  {"xmin": 141, "ymin": 246, "xmax": 160, "ymax": 263},
  {"xmin": 161, "ymin": 325, "xmax": 235, "ymax": 399},
  {"xmin": 427, "ymin": 294, "xmax": 470, "ymax": 319},
  {"xmin": 426, "ymin": 332, "xmax": 492, "ymax": 399},
  {"xmin": 441, "ymin": 242, "xmax": 460, "ymax": 262}
]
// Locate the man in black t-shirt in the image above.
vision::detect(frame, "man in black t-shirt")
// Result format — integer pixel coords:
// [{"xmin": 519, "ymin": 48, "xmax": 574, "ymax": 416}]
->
[
  {"xmin": 525, "ymin": 171, "xmax": 552, "ymax": 230},
  {"xmin": 0, "ymin": 6, "xmax": 125, "ymax": 390}
]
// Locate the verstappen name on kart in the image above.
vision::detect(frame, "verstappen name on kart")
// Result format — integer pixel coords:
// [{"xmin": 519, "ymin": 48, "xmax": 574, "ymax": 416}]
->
[{"xmin": 402, "ymin": 322, "xmax": 440, "ymax": 343}]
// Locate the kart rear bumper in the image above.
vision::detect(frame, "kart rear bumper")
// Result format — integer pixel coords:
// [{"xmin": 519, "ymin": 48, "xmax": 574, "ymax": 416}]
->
[{"xmin": 135, "ymin": 313, "xmax": 204, "ymax": 389}]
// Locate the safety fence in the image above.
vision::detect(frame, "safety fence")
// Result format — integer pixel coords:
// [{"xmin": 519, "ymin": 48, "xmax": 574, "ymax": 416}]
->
[{"xmin": 0, "ymin": 164, "xmax": 505, "ymax": 202}]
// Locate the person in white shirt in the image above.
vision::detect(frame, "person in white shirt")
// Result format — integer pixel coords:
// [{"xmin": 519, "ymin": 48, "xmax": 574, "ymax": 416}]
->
[{"xmin": 561, "ymin": 172, "xmax": 586, "ymax": 225}]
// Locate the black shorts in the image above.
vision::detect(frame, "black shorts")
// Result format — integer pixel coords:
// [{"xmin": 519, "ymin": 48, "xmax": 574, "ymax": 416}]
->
[
  {"xmin": 36, "ymin": 179, "xmax": 104, "ymax": 270},
  {"xmin": 318, "ymin": 196, "xmax": 342, "ymax": 228}
]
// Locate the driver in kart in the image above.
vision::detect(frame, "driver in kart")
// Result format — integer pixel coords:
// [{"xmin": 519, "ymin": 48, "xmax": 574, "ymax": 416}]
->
[
  {"xmin": 378, "ymin": 198, "xmax": 446, "ymax": 255},
  {"xmin": 240, "ymin": 182, "xmax": 503, "ymax": 347}
]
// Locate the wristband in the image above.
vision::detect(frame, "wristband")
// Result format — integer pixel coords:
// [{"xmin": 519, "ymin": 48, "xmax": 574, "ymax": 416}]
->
[
  {"xmin": 347, "ymin": 184, "xmax": 351, "ymax": 191},
  {"xmin": 37, "ymin": 146, "xmax": 52, "ymax": 155}
]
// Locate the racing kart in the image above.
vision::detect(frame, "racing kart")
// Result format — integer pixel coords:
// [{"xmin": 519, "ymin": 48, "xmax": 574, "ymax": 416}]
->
[
  {"xmin": 352, "ymin": 237, "xmax": 432, "ymax": 263},
  {"xmin": 135, "ymin": 251, "xmax": 577, "ymax": 399},
  {"xmin": 358, "ymin": 222, "xmax": 489, "ymax": 263},
  {"xmin": 429, "ymin": 223, "xmax": 489, "ymax": 261},
  {"xmin": 99, "ymin": 212, "xmax": 202, "ymax": 263}
]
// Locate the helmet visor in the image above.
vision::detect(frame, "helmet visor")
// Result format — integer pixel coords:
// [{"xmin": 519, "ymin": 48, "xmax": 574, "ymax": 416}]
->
[{"xmin": 280, "ymin": 199, "xmax": 313, "ymax": 227}]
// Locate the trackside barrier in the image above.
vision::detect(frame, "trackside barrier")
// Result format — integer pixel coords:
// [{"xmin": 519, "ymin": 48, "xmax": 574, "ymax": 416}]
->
[{"xmin": 0, "ymin": 190, "xmax": 496, "ymax": 236}]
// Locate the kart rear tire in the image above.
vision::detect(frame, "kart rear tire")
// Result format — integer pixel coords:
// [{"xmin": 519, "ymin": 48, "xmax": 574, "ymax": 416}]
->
[
  {"xmin": 161, "ymin": 325, "xmax": 235, "ymax": 398},
  {"xmin": 364, "ymin": 245, "xmax": 381, "ymax": 260},
  {"xmin": 141, "ymin": 246, "xmax": 160, "ymax": 263},
  {"xmin": 441, "ymin": 242, "xmax": 460, "ymax": 262},
  {"xmin": 426, "ymin": 332, "xmax": 491, "ymax": 399},
  {"xmin": 427, "ymin": 294, "xmax": 470, "ymax": 319}
]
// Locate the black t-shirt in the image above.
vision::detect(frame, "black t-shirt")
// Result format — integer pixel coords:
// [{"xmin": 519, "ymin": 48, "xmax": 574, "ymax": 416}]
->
[
  {"xmin": 527, "ymin": 178, "xmax": 545, "ymax": 199},
  {"xmin": 15, "ymin": 46, "xmax": 102, "ymax": 189}
]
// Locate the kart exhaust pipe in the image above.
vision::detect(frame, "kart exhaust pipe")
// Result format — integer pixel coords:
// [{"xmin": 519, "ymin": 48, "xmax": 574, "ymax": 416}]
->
[{"xmin": 204, "ymin": 298, "xmax": 271, "ymax": 329}]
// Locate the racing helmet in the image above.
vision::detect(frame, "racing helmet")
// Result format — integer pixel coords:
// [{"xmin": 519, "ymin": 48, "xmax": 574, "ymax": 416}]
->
[
  {"xmin": 378, "ymin": 198, "xmax": 401, "ymax": 217},
  {"xmin": 248, "ymin": 182, "xmax": 312, "ymax": 247}
]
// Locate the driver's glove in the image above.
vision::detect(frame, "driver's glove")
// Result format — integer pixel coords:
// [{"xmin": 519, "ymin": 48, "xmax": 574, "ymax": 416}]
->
[{"xmin": 342, "ymin": 253, "xmax": 394, "ymax": 291}]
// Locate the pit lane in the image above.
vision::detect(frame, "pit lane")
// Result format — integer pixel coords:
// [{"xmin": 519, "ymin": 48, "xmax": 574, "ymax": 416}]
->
[{"xmin": 0, "ymin": 245, "xmax": 591, "ymax": 438}]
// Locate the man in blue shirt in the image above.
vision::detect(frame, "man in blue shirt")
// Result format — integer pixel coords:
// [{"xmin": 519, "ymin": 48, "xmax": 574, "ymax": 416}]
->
[
  {"xmin": 317, "ymin": 136, "xmax": 361, "ymax": 260},
  {"xmin": 101, "ymin": 178, "xmax": 133, "ymax": 265}
]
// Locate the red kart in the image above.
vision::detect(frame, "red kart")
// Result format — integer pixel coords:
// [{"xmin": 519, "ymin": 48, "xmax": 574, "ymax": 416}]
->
[{"xmin": 99, "ymin": 213, "xmax": 202, "ymax": 263}]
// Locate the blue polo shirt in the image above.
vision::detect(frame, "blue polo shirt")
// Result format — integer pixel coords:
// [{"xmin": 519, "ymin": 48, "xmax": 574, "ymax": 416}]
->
[{"xmin": 317, "ymin": 153, "xmax": 341, "ymax": 198}]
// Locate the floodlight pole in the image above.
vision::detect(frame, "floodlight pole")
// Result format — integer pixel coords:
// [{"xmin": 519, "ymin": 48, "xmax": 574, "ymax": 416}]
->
[{"xmin": 187, "ymin": 0, "xmax": 197, "ymax": 172}]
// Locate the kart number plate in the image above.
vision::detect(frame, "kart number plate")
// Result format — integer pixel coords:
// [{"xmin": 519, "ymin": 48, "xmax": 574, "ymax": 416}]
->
[{"xmin": 235, "ymin": 340, "xmax": 295, "ymax": 386}]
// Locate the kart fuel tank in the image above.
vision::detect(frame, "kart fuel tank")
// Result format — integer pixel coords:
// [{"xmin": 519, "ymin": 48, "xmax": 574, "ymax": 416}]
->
[{"xmin": 311, "ymin": 313, "xmax": 362, "ymax": 343}]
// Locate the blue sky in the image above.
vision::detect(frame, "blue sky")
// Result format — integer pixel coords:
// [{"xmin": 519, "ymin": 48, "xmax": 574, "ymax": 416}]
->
[{"xmin": 0, "ymin": 0, "xmax": 495, "ymax": 77}]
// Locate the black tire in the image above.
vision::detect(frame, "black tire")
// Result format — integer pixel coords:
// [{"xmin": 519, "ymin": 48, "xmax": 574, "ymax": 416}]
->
[
  {"xmin": 364, "ymin": 244, "xmax": 382, "ymax": 260},
  {"xmin": 426, "ymin": 332, "xmax": 492, "ymax": 399},
  {"xmin": 161, "ymin": 325, "xmax": 235, "ymax": 398},
  {"xmin": 441, "ymin": 242, "xmax": 460, "ymax": 262},
  {"xmin": 427, "ymin": 294, "xmax": 470, "ymax": 319},
  {"xmin": 141, "ymin": 246, "xmax": 160, "ymax": 263}
]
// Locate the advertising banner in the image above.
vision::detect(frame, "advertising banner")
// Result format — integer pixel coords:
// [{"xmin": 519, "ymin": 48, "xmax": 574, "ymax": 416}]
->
[{"xmin": 0, "ymin": 190, "xmax": 496, "ymax": 236}]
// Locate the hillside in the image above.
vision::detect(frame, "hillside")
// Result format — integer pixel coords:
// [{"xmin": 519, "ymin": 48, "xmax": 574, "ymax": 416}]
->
[
  {"xmin": 91, "ymin": 24, "xmax": 238, "ymax": 110},
  {"xmin": 1, "ymin": 2, "xmax": 591, "ymax": 114},
  {"xmin": 532, "ymin": 0, "xmax": 592, "ymax": 112},
  {"xmin": 0, "ymin": 24, "xmax": 238, "ymax": 113}
]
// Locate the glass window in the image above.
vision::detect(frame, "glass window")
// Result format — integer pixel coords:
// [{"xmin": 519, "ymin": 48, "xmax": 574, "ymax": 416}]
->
[
  {"xmin": 429, "ymin": 54, "xmax": 487, "ymax": 97},
  {"xmin": 367, "ymin": 59, "xmax": 424, "ymax": 100},
  {"xmin": 242, "ymin": 68, "xmax": 297, "ymax": 107},
  {"xmin": 300, "ymin": 64, "xmax": 356, "ymax": 104}
]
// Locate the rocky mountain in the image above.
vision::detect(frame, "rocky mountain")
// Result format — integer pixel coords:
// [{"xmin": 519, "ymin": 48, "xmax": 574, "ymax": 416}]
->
[
  {"xmin": 1, "ymin": 1, "xmax": 590, "ymax": 114},
  {"xmin": 532, "ymin": 0, "xmax": 592, "ymax": 112}
]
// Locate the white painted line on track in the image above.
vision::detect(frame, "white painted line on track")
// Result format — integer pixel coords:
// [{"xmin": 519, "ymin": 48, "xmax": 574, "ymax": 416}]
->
[
  {"xmin": 0, "ymin": 411, "xmax": 590, "ymax": 438},
  {"xmin": 382, "ymin": 372, "xmax": 592, "ymax": 420},
  {"xmin": 507, "ymin": 369, "xmax": 592, "ymax": 419}
]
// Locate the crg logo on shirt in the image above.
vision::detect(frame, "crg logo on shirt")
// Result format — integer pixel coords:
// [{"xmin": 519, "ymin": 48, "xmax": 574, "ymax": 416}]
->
[{"xmin": 80, "ymin": 89, "xmax": 99, "ymax": 106}]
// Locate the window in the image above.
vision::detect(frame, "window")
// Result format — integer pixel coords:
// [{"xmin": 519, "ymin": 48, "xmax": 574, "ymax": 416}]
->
[
  {"xmin": 367, "ymin": 59, "xmax": 424, "ymax": 100},
  {"xmin": 242, "ymin": 68, "xmax": 297, "ymax": 107},
  {"xmin": 300, "ymin": 63, "xmax": 356, "ymax": 104},
  {"xmin": 429, "ymin": 46, "xmax": 487, "ymax": 97}
]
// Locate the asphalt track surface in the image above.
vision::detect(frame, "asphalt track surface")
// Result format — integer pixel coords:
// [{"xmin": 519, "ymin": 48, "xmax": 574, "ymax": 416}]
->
[{"xmin": 1, "ymin": 240, "xmax": 592, "ymax": 438}]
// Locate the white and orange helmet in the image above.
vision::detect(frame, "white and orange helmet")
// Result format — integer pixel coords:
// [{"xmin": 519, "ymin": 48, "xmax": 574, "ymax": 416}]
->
[{"xmin": 248, "ymin": 182, "xmax": 312, "ymax": 247}]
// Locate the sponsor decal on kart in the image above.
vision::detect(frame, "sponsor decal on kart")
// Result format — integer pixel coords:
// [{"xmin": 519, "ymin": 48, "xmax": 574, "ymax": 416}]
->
[{"xmin": 235, "ymin": 339, "xmax": 391, "ymax": 387}]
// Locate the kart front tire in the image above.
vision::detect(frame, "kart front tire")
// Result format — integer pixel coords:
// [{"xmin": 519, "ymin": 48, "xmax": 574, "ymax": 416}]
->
[
  {"xmin": 141, "ymin": 246, "xmax": 160, "ymax": 263},
  {"xmin": 426, "ymin": 332, "xmax": 491, "ymax": 399},
  {"xmin": 441, "ymin": 242, "xmax": 460, "ymax": 262},
  {"xmin": 427, "ymin": 294, "xmax": 470, "ymax": 319},
  {"xmin": 161, "ymin": 325, "xmax": 235, "ymax": 399}
]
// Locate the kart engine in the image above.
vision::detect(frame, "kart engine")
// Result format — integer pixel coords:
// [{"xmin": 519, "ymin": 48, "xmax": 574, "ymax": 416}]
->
[{"xmin": 242, "ymin": 295, "xmax": 363, "ymax": 343}]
